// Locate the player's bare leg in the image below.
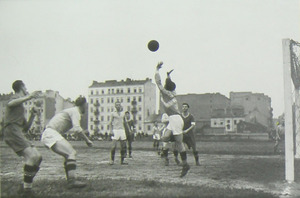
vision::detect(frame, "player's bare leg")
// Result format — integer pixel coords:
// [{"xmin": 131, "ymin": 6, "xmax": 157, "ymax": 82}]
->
[{"xmin": 51, "ymin": 139, "xmax": 86, "ymax": 189}]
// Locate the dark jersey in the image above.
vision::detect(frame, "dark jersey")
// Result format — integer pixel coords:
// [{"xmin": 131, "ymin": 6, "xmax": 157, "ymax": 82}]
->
[
  {"xmin": 4, "ymin": 95, "xmax": 26, "ymax": 127},
  {"xmin": 181, "ymin": 113, "xmax": 195, "ymax": 131}
]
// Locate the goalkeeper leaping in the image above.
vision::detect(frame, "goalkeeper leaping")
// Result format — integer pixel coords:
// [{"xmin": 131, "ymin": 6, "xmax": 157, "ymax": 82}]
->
[{"xmin": 154, "ymin": 61, "xmax": 190, "ymax": 178}]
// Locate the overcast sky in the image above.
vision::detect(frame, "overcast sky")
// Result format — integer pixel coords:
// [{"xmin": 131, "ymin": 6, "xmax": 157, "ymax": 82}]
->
[{"xmin": 0, "ymin": 0, "xmax": 299, "ymax": 117}]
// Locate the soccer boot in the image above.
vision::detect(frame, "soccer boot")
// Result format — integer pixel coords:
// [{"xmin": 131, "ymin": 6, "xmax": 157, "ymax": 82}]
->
[
  {"xmin": 67, "ymin": 180, "xmax": 87, "ymax": 189},
  {"xmin": 180, "ymin": 164, "xmax": 190, "ymax": 178},
  {"xmin": 164, "ymin": 158, "xmax": 169, "ymax": 166}
]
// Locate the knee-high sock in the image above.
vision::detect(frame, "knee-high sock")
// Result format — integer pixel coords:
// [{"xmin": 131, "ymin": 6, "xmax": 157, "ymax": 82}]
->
[
  {"xmin": 24, "ymin": 165, "xmax": 40, "ymax": 189},
  {"xmin": 111, "ymin": 148, "xmax": 116, "ymax": 161},
  {"xmin": 64, "ymin": 159, "xmax": 76, "ymax": 181},
  {"xmin": 180, "ymin": 151, "xmax": 187, "ymax": 165}
]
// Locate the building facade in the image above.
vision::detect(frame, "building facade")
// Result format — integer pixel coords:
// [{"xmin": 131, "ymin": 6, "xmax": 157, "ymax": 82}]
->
[
  {"xmin": 230, "ymin": 92, "xmax": 273, "ymax": 127},
  {"xmin": 88, "ymin": 78, "xmax": 156, "ymax": 135},
  {"xmin": 158, "ymin": 93, "xmax": 231, "ymax": 133},
  {"xmin": 0, "ymin": 90, "xmax": 74, "ymax": 135}
]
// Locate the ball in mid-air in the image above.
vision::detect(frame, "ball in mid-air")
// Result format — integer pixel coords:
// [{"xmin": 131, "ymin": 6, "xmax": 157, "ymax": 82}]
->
[{"xmin": 148, "ymin": 40, "xmax": 159, "ymax": 52}]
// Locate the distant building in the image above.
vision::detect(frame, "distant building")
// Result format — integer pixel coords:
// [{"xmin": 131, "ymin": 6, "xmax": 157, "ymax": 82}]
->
[
  {"xmin": 230, "ymin": 92, "xmax": 273, "ymax": 127},
  {"xmin": 211, "ymin": 106, "xmax": 245, "ymax": 133},
  {"xmin": 88, "ymin": 78, "xmax": 156, "ymax": 135},
  {"xmin": 159, "ymin": 93, "xmax": 231, "ymax": 133},
  {"xmin": 0, "ymin": 90, "xmax": 74, "ymax": 134}
]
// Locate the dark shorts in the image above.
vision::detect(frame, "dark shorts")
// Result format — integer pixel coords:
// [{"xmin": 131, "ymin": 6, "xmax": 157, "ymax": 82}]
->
[
  {"xmin": 183, "ymin": 131, "xmax": 196, "ymax": 149},
  {"xmin": 3, "ymin": 124, "xmax": 32, "ymax": 155}
]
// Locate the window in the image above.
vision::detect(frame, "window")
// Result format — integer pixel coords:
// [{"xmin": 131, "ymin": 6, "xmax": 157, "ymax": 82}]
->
[
  {"xmin": 139, "ymin": 125, "xmax": 142, "ymax": 130},
  {"xmin": 108, "ymin": 89, "xmax": 110, "ymax": 94},
  {"xmin": 101, "ymin": 116, "xmax": 104, "ymax": 121},
  {"xmin": 107, "ymin": 116, "xmax": 110, "ymax": 121},
  {"xmin": 116, "ymin": 89, "xmax": 119, "ymax": 93},
  {"xmin": 107, "ymin": 125, "xmax": 110, "ymax": 130},
  {"xmin": 102, "ymin": 90, "xmax": 104, "ymax": 94},
  {"xmin": 120, "ymin": 89, "xmax": 123, "ymax": 93},
  {"xmin": 214, "ymin": 122, "xmax": 217, "ymax": 126},
  {"xmin": 227, "ymin": 120, "xmax": 230, "ymax": 123},
  {"xmin": 101, "ymin": 125, "xmax": 104, "ymax": 130},
  {"xmin": 148, "ymin": 125, "xmax": 151, "ymax": 131},
  {"xmin": 90, "ymin": 125, "xmax": 93, "ymax": 130},
  {"xmin": 90, "ymin": 107, "xmax": 93, "ymax": 112},
  {"xmin": 90, "ymin": 99, "xmax": 93, "ymax": 104},
  {"xmin": 120, "ymin": 98, "xmax": 123, "ymax": 103},
  {"xmin": 90, "ymin": 117, "xmax": 94, "ymax": 122},
  {"xmin": 96, "ymin": 90, "xmax": 99, "ymax": 95},
  {"xmin": 91, "ymin": 90, "xmax": 93, "ymax": 95},
  {"xmin": 127, "ymin": 88, "xmax": 130, "ymax": 93},
  {"xmin": 107, "ymin": 107, "xmax": 110, "ymax": 112},
  {"xmin": 101, "ymin": 98, "xmax": 104, "ymax": 103},
  {"xmin": 111, "ymin": 97, "xmax": 114, "ymax": 103},
  {"xmin": 138, "ymin": 115, "xmax": 142, "ymax": 121},
  {"xmin": 127, "ymin": 97, "xmax": 131, "ymax": 103},
  {"xmin": 111, "ymin": 107, "xmax": 114, "ymax": 112},
  {"xmin": 112, "ymin": 89, "xmax": 114, "ymax": 94},
  {"xmin": 134, "ymin": 88, "xmax": 137, "ymax": 93},
  {"xmin": 107, "ymin": 98, "xmax": 110, "ymax": 103},
  {"xmin": 138, "ymin": 96, "xmax": 142, "ymax": 102},
  {"xmin": 139, "ymin": 106, "xmax": 142, "ymax": 111},
  {"xmin": 139, "ymin": 88, "xmax": 142, "ymax": 93},
  {"xmin": 234, "ymin": 120, "xmax": 237, "ymax": 124},
  {"xmin": 127, "ymin": 106, "xmax": 131, "ymax": 111}
]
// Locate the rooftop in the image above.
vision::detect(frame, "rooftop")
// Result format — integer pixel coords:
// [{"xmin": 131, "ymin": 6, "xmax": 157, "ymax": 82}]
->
[{"xmin": 89, "ymin": 78, "xmax": 153, "ymax": 88}]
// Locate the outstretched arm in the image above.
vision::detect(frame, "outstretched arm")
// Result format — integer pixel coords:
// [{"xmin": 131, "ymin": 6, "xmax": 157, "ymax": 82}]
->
[
  {"xmin": 8, "ymin": 91, "xmax": 40, "ymax": 107},
  {"xmin": 154, "ymin": 62, "xmax": 175, "ymax": 98}
]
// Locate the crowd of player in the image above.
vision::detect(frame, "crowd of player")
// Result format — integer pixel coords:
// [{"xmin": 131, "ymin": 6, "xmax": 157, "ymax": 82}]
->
[{"xmin": 2, "ymin": 62, "xmax": 198, "ymax": 197}]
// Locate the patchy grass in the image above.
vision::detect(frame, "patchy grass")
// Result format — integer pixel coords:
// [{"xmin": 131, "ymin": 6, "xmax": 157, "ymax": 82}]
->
[
  {"xmin": 1, "ymin": 178, "xmax": 278, "ymax": 198},
  {"xmin": 0, "ymin": 140, "xmax": 298, "ymax": 198}
]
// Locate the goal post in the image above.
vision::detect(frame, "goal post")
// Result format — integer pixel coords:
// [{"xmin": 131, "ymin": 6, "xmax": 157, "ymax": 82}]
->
[{"xmin": 282, "ymin": 38, "xmax": 300, "ymax": 182}]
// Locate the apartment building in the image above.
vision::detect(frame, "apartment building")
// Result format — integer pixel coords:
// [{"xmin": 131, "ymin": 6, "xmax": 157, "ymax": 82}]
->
[{"xmin": 88, "ymin": 78, "xmax": 156, "ymax": 135}]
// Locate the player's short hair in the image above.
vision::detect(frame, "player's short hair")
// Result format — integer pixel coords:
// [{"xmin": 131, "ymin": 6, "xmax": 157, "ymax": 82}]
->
[
  {"xmin": 182, "ymin": 103, "xmax": 189, "ymax": 108},
  {"xmin": 12, "ymin": 80, "xmax": 24, "ymax": 92},
  {"xmin": 75, "ymin": 96, "xmax": 86, "ymax": 106},
  {"xmin": 164, "ymin": 78, "xmax": 176, "ymax": 91}
]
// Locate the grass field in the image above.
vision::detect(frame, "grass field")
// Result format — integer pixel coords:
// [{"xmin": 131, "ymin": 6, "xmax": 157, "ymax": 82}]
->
[{"xmin": 1, "ymin": 139, "xmax": 300, "ymax": 198}]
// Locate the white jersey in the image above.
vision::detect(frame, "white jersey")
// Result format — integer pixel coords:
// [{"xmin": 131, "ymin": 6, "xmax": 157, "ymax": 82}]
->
[
  {"xmin": 46, "ymin": 107, "xmax": 83, "ymax": 134},
  {"xmin": 110, "ymin": 111, "xmax": 125, "ymax": 130}
]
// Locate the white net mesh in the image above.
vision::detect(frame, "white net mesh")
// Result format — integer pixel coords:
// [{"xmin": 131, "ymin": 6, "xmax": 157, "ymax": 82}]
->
[{"xmin": 290, "ymin": 40, "xmax": 300, "ymax": 158}]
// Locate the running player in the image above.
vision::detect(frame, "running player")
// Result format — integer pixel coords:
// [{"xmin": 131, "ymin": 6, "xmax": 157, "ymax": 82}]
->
[
  {"xmin": 174, "ymin": 103, "xmax": 200, "ymax": 166},
  {"xmin": 124, "ymin": 111, "xmax": 135, "ymax": 158},
  {"xmin": 41, "ymin": 96, "xmax": 93, "ymax": 189},
  {"xmin": 109, "ymin": 101, "xmax": 128, "ymax": 165},
  {"xmin": 154, "ymin": 61, "xmax": 190, "ymax": 177},
  {"xmin": 152, "ymin": 121, "xmax": 161, "ymax": 155},
  {"xmin": 3, "ymin": 80, "xmax": 42, "ymax": 197}
]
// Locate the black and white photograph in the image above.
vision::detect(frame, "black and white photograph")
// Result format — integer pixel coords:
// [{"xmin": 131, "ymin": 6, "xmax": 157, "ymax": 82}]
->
[{"xmin": 0, "ymin": 0, "xmax": 300, "ymax": 197}]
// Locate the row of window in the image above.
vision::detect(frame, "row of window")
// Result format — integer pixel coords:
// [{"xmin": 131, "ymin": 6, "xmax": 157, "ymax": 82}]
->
[
  {"xmin": 90, "ymin": 124, "xmax": 143, "ymax": 131},
  {"xmin": 90, "ymin": 87, "xmax": 143, "ymax": 95},
  {"xmin": 90, "ymin": 114, "xmax": 143, "ymax": 122},
  {"xmin": 90, "ymin": 105, "xmax": 142, "ymax": 113},
  {"xmin": 90, "ymin": 96, "xmax": 142, "ymax": 104}
]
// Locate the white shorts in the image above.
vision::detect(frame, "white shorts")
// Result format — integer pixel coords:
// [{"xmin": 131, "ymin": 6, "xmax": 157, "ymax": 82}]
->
[
  {"xmin": 111, "ymin": 129, "xmax": 127, "ymax": 141},
  {"xmin": 166, "ymin": 114, "xmax": 184, "ymax": 135},
  {"xmin": 41, "ymin": 128, "xmax": 65, "ymax": 148},
  {"xmin": 153, "ymin": 134, "xmax": 161, "ymax": 140}
]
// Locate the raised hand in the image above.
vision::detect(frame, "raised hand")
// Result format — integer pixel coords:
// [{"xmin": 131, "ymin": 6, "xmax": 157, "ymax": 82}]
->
[
  {"xmin": 156, "ymin": 61, "xmax": 163, "ymax": 70},
  {"xmin": 29, "ymin": 91, "xmax": 41, "ymax": 99},
  {"xmin": 167, "ymin": 69, "xmax": 174, "ymax": 76}
]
